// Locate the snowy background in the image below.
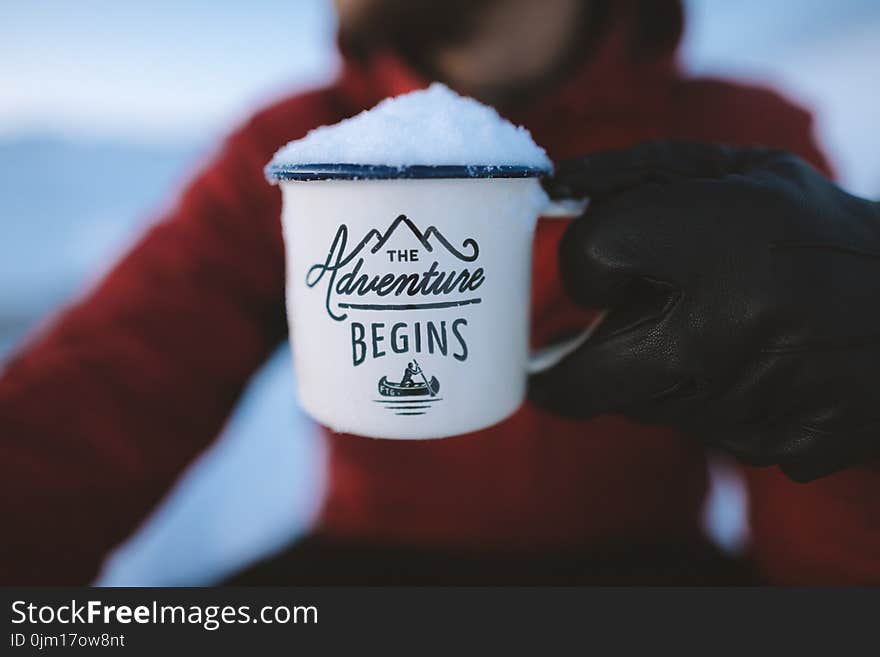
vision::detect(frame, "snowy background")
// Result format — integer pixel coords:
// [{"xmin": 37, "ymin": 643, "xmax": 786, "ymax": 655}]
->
[{"xmin": 1, "ymin": 0, "xmax": 878, "ymax": 584}]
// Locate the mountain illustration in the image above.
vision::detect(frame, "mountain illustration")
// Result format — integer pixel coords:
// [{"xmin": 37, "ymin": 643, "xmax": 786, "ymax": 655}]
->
[{"xmin": 355, "ymin": 214, "xmax": 479, "ymax": 262}]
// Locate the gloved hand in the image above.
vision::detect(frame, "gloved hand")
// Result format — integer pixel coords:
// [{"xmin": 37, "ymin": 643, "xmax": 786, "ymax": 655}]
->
[{"xmin": 530, "ymin": 141, "xmax": 880, "ymax": 482}]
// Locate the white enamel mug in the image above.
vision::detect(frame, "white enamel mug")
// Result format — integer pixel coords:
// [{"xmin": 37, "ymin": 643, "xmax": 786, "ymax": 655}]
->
[{"xmin": 268, "ymin": 163, "xmax": 601, "ymax": 439}]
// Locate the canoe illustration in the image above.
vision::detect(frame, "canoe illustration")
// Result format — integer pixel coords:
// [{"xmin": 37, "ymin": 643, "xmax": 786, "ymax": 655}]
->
[{"xmin": 378, "ymin": 360, "xmax": 440, "ymax": 397}]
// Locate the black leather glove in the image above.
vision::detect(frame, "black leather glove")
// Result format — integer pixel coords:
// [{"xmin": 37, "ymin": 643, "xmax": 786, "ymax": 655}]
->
[{"xmin": 530, "ymin": 141, "xmax": 880, "ymax": 482}]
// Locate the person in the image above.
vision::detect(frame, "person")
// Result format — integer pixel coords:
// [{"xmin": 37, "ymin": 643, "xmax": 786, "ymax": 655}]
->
[
  {"xmin": 400, "ymin": 362, "xmax": 419, "ymax": 387},
  {"xmin": 1, "ymin": 0, "xmax": 875, "ymax": 585}
]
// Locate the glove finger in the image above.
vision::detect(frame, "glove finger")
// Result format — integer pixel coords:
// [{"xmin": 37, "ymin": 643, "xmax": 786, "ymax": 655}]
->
[
  {"xmin": 547, "ymin": 140, "xmax": 759, "ymax": 199},
  {"xmin": 529, "ymin": 308, "xmax": 682, "ymax": 419},
  {"xmin": 776, "ymin": 422, "xmax": 880, "ymax": 483},
  {"xmin": 698, "ymin": 421, "xmax": 842, "ymax": 482},
  {"xmin": 558, "ymin": 185, "xmax": 681, "ymax": 309}
]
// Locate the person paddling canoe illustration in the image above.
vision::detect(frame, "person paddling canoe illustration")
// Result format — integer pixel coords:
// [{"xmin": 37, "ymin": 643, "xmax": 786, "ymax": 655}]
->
[
  {"xmin": 400, "ymin": 361, "xmax": 420, "ymax": 387},
  {"xmin": 378, "ymin": 359, "xmax": 440, "ymax": 397}
]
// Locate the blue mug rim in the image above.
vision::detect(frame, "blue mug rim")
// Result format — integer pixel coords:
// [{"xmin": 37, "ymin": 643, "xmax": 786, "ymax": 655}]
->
[{"xmin": 266, "ymin": 163, "xmax": 549, "ymax": 182}]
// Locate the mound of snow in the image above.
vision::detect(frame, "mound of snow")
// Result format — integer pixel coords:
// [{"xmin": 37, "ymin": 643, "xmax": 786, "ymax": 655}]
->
[{"xmin": 268, "ymin": 83, "xmax": 550, "ymax": 172}]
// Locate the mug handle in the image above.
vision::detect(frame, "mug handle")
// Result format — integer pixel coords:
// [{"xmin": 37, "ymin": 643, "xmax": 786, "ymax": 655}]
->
[{"xmin": 527, "ymin": 197, "xmax": 608, "ymax": 375}]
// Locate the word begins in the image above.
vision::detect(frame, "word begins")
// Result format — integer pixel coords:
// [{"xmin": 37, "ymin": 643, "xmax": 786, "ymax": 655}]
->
[{"xmin": 351, "ymin": 319, "xmax": 468, "ymax": 366}]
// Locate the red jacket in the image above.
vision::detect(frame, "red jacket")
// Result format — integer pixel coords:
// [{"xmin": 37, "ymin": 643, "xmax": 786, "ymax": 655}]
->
[{"xmin": 2, "ymin": 2, "xmax": 877, "ymax": 585}]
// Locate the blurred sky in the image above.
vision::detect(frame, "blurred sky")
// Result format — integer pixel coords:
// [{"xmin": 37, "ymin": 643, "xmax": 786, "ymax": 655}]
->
[
  {"xmin": 0, "ymin": 0, "xmax": 339, "ymax": 143},
  {"xmin": 1, "ymin": 0, "xmax": 879, "ymax": 584}
]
